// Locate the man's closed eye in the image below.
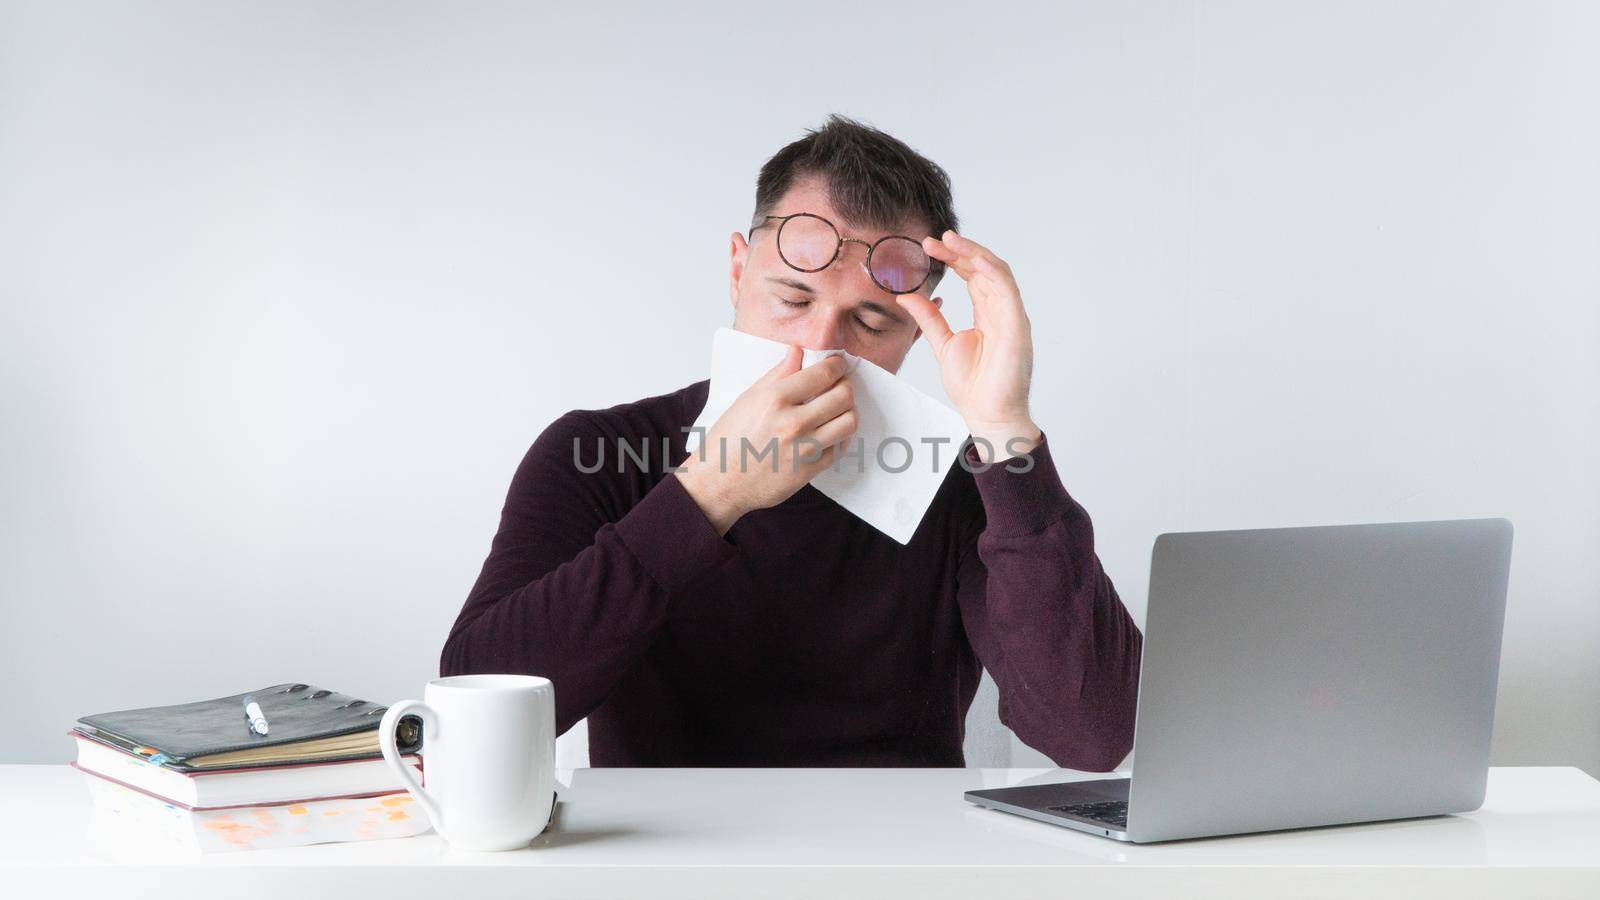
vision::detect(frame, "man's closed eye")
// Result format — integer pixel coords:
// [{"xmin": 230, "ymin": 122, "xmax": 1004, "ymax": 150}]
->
[{"xmin": 777, "ymin": 295, "xmax": 889, "ymax": 335}]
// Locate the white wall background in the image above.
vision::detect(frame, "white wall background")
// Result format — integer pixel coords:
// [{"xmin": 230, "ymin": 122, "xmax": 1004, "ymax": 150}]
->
[{"xmin": 2, "ymin": 1, "xmax": 1595, "ymax": 775}]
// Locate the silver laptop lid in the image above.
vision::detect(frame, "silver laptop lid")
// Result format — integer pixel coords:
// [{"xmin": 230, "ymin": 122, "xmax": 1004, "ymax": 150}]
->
[{"xmin": 1125, "ymin": 518, "xmax": 1513, "ymax": 843}]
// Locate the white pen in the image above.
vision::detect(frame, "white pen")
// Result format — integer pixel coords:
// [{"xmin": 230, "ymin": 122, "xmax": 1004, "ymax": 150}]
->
[{"xmin": 243, "ymin": 695, "xmax": 270, "ymax": 735}]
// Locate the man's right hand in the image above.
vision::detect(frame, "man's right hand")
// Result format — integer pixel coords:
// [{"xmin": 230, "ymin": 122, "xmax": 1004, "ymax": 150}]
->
[{"xmin": 678, "ymin": 346, "xmax": 858, "ymax": 536}]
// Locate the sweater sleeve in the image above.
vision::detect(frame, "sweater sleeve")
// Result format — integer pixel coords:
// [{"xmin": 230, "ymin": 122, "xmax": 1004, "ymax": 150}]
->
[
  {"xmin": 439, "ymin": 411, "xmax": 738, "ymax": 736},
  {"xmin": 954, "ymin": 433, "xmax": 1143, "ymax": 771}
]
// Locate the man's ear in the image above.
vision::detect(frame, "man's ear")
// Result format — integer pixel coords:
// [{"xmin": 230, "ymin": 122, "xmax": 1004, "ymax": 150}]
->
[{"xmin": 729, "ymin": 231, "xmax": 749, "ymax": 312}]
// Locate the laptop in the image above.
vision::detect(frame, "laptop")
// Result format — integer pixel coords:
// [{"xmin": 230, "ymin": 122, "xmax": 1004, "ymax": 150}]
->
[{"xmin": 964, "ymin": 517, "xmax": 1513, "ymax": 843}]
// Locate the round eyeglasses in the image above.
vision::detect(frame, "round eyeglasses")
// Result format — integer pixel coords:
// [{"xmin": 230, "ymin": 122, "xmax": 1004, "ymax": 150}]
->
[{"xmin": 747, "ymin": 212, "xmax": 935, "ymax": 295}]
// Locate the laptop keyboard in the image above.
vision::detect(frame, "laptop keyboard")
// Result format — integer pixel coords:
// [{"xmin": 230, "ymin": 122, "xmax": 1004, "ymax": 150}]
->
[{"xmin": 1046, "ymin": 799, "xmax": 1129, "ymax": 828}]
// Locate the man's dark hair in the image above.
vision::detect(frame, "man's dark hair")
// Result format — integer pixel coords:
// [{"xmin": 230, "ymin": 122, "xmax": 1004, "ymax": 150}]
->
[{"xmin": 752, "ymin": 113, "xmax": 958, "ymax": 285}]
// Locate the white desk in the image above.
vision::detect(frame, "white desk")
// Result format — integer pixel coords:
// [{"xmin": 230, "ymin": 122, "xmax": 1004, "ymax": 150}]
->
[{"xmin": 2, "ymin": 764, "xmax": 1597, "ymax": 899}]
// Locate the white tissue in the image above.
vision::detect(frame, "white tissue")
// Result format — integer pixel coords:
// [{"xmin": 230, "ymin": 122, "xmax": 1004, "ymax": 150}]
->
[{"xmin": 683, "ymin": 327, "xmax": 970, "ymax": 544}]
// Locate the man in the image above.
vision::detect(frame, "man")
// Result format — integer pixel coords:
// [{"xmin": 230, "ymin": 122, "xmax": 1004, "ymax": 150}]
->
[{"xmin": 441, "ymin": 114, "xmax": 1142, "ymax": 769}]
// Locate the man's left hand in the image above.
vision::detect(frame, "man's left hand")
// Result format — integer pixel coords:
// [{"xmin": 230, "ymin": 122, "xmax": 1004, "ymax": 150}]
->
[{"xmin": 895, "ymin": 230, "xmax": 1042, "ymax": 463}]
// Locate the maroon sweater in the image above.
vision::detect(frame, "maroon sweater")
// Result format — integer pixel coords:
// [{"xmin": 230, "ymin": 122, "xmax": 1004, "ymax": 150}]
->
[{"xmin": 440, "ymin": 380, "xmax": 1142, "ymax": 768}]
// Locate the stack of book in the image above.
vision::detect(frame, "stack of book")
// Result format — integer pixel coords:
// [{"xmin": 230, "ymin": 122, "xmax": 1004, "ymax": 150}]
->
[{"xmin": 72, "ymin": 683, "xmax": 429, "ymax": 852}]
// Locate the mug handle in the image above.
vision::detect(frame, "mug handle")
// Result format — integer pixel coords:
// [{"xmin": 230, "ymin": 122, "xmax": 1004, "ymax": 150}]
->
[{"xmin": 379, "ymin": 700, "xmax": 443, "ymax": 832}]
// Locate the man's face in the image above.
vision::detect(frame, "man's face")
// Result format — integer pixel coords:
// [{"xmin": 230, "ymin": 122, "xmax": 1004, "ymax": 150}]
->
[{"xmin": 727, "ymin": 178, "xmax": 939, "ymax": 373}]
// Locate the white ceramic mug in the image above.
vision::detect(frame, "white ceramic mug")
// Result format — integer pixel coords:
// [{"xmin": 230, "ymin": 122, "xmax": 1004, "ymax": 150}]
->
[{"xmin": 379, "ymin": 674, "xmax": 556, "ymax": 851}]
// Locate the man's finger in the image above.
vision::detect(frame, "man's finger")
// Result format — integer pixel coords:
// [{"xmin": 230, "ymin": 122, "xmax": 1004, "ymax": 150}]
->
[
  {"xmin": 894, "ymin": 292, "xmax": 955, "ymax": 355},
  {"xmin": 797, "ymin": 373, "xmax": 853, "ymax": 428},
  {"xmin": 759, "ymin": 344, "xmax": 804, "ymax": 384},
  {"xmin": 773, "ymin": 353, "xmax": 849, "ymax": 403},
  {"xmin": 942, "ymin": 230, "xmax": 1010, "ymax": 272},
  {"xmin": 810, "ymin": 405, "xmax": 859, "ymax": 449},
  {"xmin": 923, "ymin": 235, "xmax": 978, "ymax": 280},
  {"xmin": 968, "ymin": 257, "xmax": 1029, "ymax": 332}
]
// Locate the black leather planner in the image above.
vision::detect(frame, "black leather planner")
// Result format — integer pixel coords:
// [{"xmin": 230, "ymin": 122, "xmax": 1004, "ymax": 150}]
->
[{"xmin": 74, "ymin": 682, "xmax": 423, "ymax": 770}]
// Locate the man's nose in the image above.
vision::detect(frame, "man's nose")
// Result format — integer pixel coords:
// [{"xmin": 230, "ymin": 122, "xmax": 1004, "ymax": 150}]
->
[{"xmin": 800, "ymin": 311, "xmax": 850, "ymax": 352}]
